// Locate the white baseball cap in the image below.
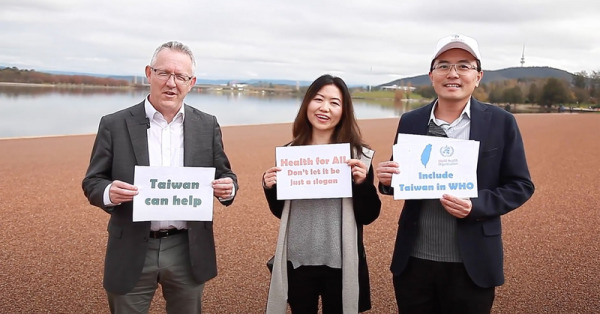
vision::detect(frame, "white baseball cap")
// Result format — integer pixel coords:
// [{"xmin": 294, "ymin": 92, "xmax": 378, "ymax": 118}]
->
[{"xmin": 432, "ymin": 34, "xmax": 481, "ymax": 61}]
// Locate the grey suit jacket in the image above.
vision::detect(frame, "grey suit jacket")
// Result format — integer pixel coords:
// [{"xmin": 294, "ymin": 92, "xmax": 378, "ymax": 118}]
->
[{"xmin": 82, "ymin": 101, "xmax": 238, "ymax": 294}]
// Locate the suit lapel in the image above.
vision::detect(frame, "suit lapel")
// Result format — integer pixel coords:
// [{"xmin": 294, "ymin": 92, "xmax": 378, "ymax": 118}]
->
[
  {"xmin": 126, "ymin": 102, "xmax": 150, "ymax": 166},
  {"xmin": 469, "ymin": 98, "xmax": 491, "ymax": 152},
  {"xmin": 183, "ymin": 105, "xmax": 200, "ymax": 167},
  {"xmin": 417, "ymin": 102, "xmax": 434, "ymax": 135}
]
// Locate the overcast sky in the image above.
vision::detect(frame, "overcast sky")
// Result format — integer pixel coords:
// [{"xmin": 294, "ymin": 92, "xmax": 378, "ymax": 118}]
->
[{"xmin": 2, "ymin": 0, "xmax": 599, "ymax": 85}]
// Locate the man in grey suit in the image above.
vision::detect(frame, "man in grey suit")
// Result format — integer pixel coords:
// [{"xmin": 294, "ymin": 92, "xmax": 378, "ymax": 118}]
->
[{"xmin": 82, "ymin": 41, "xmax": 238, "ymax": 313}]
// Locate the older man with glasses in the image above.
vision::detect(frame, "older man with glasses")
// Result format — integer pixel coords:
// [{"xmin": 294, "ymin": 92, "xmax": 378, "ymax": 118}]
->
[
  {"xmin": 83, "ymin": 41, "xmax": 238, "ymax": 313},
  {"xmin": 376, "ymin": 34, "xmax": 534, "ymax": 313}
]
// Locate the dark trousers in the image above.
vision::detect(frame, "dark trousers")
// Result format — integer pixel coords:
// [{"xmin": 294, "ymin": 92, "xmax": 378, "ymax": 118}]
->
[
  {"xmin": 287, "ymin": 264, "xmax": 343, "ymax": 314},
  {"xmin": 393, "ymin": 257, "xmax": 495, "ymax": 314}
]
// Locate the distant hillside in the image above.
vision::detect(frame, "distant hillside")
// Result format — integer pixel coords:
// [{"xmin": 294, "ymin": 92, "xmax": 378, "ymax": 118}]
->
[
  {"xmin": 0, "ymin": 67, "xmax": 130, "ymax": 86},
  {"xmin": 379, "ymin": 66, "xmax": 574, "ymax": 87},
  {"xmin": 241, "ymin": 79, "xmax": 314, "ymax": 87},
  {"xmin": 39, "ymin": 69, "xmax": 315, "ymax": 87},
  {"xmin": 0, "ymin": 65, "xmax": 576, "ymax": 88},
  {"xmin": 64, "ymin": 74, "xmax": 313, "ymax": 87}
]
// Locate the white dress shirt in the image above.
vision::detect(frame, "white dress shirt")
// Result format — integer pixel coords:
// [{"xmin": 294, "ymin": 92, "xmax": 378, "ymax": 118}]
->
[
  {"xmin": 144, "ymin": 99, "xmax": 187, "ymax": 231},
  {"xmin": 429, "ymin": 99, "xmax": 472, "ymax": 140},
  {"xmin": 103, "ymin": 98, "xmax": 187, "ymax": 231}
]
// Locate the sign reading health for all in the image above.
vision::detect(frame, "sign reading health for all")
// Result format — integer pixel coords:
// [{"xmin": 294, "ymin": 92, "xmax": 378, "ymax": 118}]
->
[
  {"xmin": 392, "ymin": 134, "xmax": 480, "ymax": 200},
  {"xmin": 275, "ymin": 143, "xmax": 352, "ymax": 200}
]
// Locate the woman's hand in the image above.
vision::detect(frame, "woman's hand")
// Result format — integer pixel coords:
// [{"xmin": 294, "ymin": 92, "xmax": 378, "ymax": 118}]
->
[
  {"xmin": 347, "ymin": 159, "xmax": 368, "ymax": 184},
  {"xmin": 262, "ymin": 167, "xmax": 281, "ymax": 189}
]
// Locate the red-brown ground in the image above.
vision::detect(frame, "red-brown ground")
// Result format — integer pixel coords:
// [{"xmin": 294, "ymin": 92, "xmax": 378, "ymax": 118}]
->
[{"xmin": 0, "ymin": 113, "xmax": 598, "ymax": 313}]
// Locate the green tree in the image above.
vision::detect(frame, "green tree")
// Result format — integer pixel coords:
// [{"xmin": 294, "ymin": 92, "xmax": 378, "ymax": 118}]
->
[
  {"xmin": 503, "ymin": 86, "xmax": 524, "ymax": 104},
  {"xmin": 572, "ymin": 71, "xmax": 588, "ymax": 89},
  {"xmin": 573, "ymin": 87, "xmax": 589, "ymax": 104},
  {"xmin": 472, "ymin": 86, "xmax": 489, "ymax": 102},
  {"xmin": 540, "ymin": 78, "xmax": 570, "ymax": 108},
  {"xmin": 527, "ymin": 83, "xmax": 539, "ymax": 104},
  {"xmin": 488, "ymin": 84, "xmax": 503, "ymax": 103},
  {"xmin": 589, "ymin": 71, "xmax": 600, "ymax": 103},
  {"xmin": 415, "ymin": 85, "xmax": 436, "ymax": 99}
]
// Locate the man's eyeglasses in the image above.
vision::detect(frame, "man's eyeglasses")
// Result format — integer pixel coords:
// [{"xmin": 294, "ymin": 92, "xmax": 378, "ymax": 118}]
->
[
  {"xmin": 151, "ymin": 67, "xmax": 193, "ymax": 85},
  {"xmin": 432, "ymin": 63, "xmax": 478, "ymax": 75}
]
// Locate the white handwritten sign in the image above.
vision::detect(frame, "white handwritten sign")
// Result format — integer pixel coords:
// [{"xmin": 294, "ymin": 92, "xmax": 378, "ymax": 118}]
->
[
  {"xmin": 392, "ymin": 134, "xmax": 479, "ymax": 199},
  {"xmin": 276, "ymin": 143, "xmax": 351, "ymax": 200},
  {"xmin": 133, "ymin": 166, "xmax": 216, "ymax": 221}
]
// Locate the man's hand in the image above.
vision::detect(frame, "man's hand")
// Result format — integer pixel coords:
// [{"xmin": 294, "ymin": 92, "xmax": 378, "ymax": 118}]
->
[
  {"xmin": 376, "ymin": 161, "xmax": 400, "ymax": 187},
  {"xmin": 109, "ymin": 180, "xmax": 138, "ymax": 204},
  {"xmin": 213, "ymin": 177, "xmax": 235, "ymax": 199},
  {"xmin": 440, "ymin": 194, "xmax": 472, "ymax": 218}
]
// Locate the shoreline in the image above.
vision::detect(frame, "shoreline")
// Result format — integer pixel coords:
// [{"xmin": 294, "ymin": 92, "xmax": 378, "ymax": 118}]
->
[
  {"xmin": 1, "ymin": 112, "xmax": 590, "ymax": 141},
  {"xmin": 0, "ymin": 117, "xmax": 390, "ymax": 141},
  {"xmin": 0, "ymin": 81, "xmax": 133, "ymax": 88}
]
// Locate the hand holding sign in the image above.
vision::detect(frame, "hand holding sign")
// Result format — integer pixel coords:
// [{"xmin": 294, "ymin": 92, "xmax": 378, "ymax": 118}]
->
[
  {"xmin": 375, "ymin": 161, "xmax": 400, "ymax": 187},
  {"xmin": 109, "ymin": 180, "xmax": 138, "ymax": 204},
  {"xmin": 440, "ymin": 194, "xmax": 473, "ymax": 218},
  {"xmin": 212, "ymin": 177, "xmax": 234, "ymax": 199},
  {"xmin": 348, "ymin": 159, "xmax": 367, "ymax": 184},
  {"xmin": 263, "ymin": 166, "xmax": 281, "ymax": 189}
]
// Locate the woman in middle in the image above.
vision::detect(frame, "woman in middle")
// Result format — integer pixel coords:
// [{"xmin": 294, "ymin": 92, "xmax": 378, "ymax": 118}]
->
[{"xmin": 263, "ymin": 74, "xmax": 381, "ymax": 313}]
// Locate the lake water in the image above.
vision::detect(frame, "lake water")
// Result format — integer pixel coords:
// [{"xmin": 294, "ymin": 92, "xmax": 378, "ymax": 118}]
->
[{"xmin": 0, "ymin": 86, "xmax": 408, "ymax": 139}]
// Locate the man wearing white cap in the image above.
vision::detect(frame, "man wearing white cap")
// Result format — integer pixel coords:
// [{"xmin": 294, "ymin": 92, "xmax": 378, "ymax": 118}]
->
[{"xmin": 376, "ymin": 34, "xmax": 534, "ymax": 313}]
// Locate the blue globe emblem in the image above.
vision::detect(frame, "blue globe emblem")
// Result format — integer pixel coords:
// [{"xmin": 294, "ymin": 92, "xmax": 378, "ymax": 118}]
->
[{"xmin": 440, "ymin": 145, "xmax": 454, "ymax": 157}]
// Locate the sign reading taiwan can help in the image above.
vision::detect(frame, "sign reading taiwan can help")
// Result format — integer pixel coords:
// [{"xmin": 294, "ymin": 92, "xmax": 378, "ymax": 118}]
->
[
  {"xmin": 276, "ymin": 143, "xmax": 352, "ymax": 200},
  {"xmin": 392, "ymin": 134, "xmax": 480, "ymax": 200},
  {"xmin": 132, "ymin": 166, "xmax": 216, "ymax": 221}
]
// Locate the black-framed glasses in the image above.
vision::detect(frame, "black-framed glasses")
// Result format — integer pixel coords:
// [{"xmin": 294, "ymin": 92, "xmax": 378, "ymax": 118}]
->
[
  {"xmin": 150, "ymin": 67, "xmax": 193, "ymax": 85},
  {"xmin": 432, "ymin": 63, "xmax": 478, "ymax": 75}
]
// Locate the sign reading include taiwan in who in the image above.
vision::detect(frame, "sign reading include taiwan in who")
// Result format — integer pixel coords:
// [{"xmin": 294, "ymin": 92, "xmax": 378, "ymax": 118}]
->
[
  {"xmin": 276, "ymin": 143, "xmax": 352, "ymax": 200},
  {"xmin": 392, "ymin": 134, "xmax": 480, "ymax": 200},
  {"xmin": 132, "ymin": 166, "xmax": 216, "ymax": 221}
]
